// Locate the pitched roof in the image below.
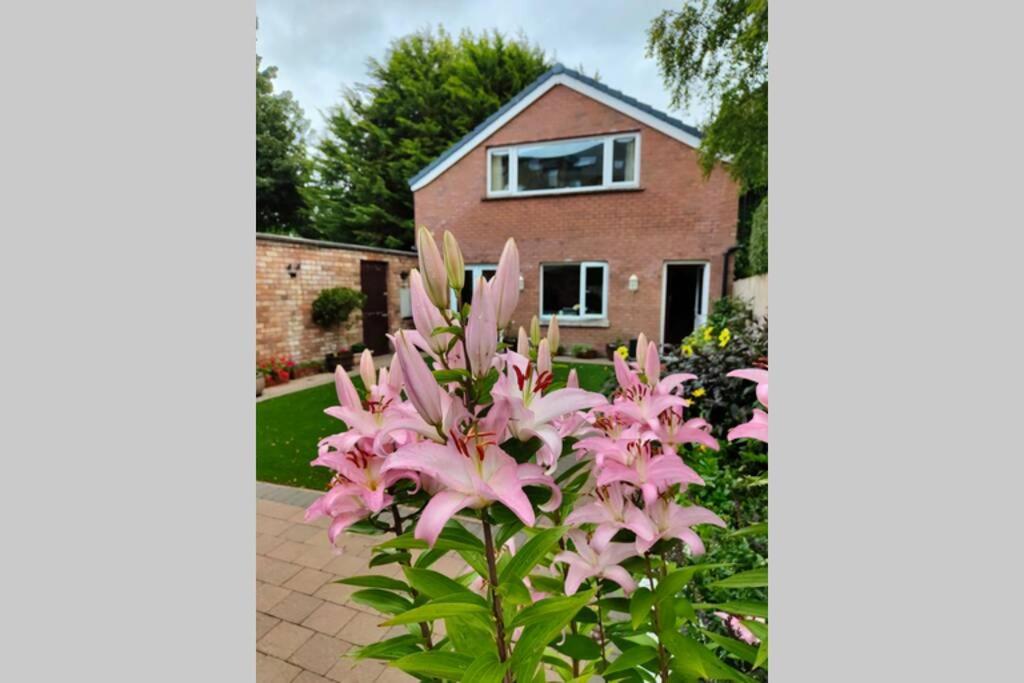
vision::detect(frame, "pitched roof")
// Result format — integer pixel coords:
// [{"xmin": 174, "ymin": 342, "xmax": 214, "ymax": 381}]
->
[{"xmin": 408, "ymin": 63, "xmax": 703, "ymax": 191}]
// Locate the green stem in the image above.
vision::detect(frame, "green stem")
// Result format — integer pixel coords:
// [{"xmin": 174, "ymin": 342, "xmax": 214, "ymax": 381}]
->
[
  {"xmin": 481, "ymin": 511, "xmax": 512, "ymax": 683},
  {"xmin": 645, "ymin": 553, "xmax": 670, "ymax": 681},
  {"xmin": 596, "ymin": 585, "xmax": 608, "ymax": 669}
]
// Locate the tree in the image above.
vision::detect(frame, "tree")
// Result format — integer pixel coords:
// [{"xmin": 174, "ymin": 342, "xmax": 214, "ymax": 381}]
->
[
  {"xmin": 314, "ymin": 28, "xmax": 549, "ymax": 249},
  {"xmin": 647, "ymin": 0, "xmax": 768, "ymax": 275},
  {"xmin": 257, "ymin": 55, "xmax": 314, "ymax": 235}
]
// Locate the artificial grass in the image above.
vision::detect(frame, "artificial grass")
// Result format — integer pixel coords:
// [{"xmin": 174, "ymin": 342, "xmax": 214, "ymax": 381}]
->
[{"xmin": 256, "ymin": 361, "xmax": 614, "ymax": 490}]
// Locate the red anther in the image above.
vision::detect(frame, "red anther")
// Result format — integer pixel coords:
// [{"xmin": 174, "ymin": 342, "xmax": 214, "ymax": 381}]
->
[{"xmin": 534, "ymin": 370, "xmax": 554, "ymax": 393}]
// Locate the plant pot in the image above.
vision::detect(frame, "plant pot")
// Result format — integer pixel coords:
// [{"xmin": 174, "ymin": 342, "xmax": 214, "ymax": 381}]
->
[
  {"xmin": 324, "ymin": 353, "xmax": 338, "ymax": 373},
  {"xmin": 628, "ymin": 338, "xmax": 638, "ymax": 358},
  {"xmin": 605, "ymin": 343, "xmax": 618, "ymax": 361},
  {"xmin": 337, "ymin": 350, "xmax": 355, "ymax": 371},
  {"xmin": 256, "ymin": 374, "xmax": 265, "ymax": 397}
]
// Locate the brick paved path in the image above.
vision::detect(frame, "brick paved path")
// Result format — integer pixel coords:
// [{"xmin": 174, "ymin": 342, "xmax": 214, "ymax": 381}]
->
[{"xmin": 256, "ymin": 485, "xmax": 468, "ymax": 682}]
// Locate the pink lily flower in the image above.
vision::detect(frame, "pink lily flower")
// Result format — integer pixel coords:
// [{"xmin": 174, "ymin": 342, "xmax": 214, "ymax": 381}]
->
[
  {"xmin": 310, "ymin": 448, "xmax": 415, "ymax": 514},
  {"xmin": 416, "ymin": 227, "xmax": 450, "ymax": 310},
  {"xmin": 305, "ymin": 481, "xmax": 390, "ymax": 546},
  {"xmin": 650, "ymin": 408, "xmax": 720, "ymax": 450},
  {"xmin": 565, "ymin": 484, "xmax": 658, "ymax": 548},
  {"xmin": 635, "ymin": 498, "xmax": 726, "ymax": 555},
  {"xmin": 491, "ymin": 350, "xmax": 607, "ymax": 456},
  {"xmin": 380, "ymin": 435, "xmax": 561, "ymax": 547},
  {"xmin": 464, "ymin": 276, "xmax": 497, "ymax": 377},
  {"xmin": 714, "ymin": 612, "xmax": 764, "ymax": 645},
  {"xmin": 553, "ymin": 530, "xmax": 638, "ymax": 595},
  {"xmin": 408, "ymin": 269, "xmax": 452, "ymax": 356},
  {"xmin": 491, "ymin": 238, "xmax": 520, "ymax": 329},
  {"xmin": 393, "ymin": 330, "xmax": 444, "ymax": 427},
  {"xmin": 596, "ymin": 440, "xmax": 705, "ymax": 506},
  {"xmin": 727, "ymin": 368, "xmax": 769, "ymax": 443},
  {"xmin": 318, "ymin": 365, "xmax": 416, "ymax": 455}
]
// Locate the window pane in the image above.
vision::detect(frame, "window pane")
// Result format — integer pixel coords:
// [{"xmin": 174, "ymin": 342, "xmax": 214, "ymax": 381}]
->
[
  {"xmin": 490, "ymin": 153, "xmax": 509, "ymax": 191},
  {"xmin": 481, "ymin": 268, "xmax": 496, "ymax": 280},
  {"xmin": 584, "ymin": 266, "xmax": 604, "ymax": 315},
  {"xmin": 460, "ymin": 271, "xmax": 474, "ymax": 304},
  {"xmin": 518, "ymin": 140, "xmax": 604, "ymax": 191},
  {"xmin": 542, "ymin": 265, "xmax": 581, "ymax": 316},
  {"xmin": 612, "ymin": 137, "xmax": 636, "ymax": 183}
]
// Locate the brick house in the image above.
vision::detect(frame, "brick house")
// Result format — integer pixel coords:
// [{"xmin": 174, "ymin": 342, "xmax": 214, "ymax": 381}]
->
[{"xmin": 411, "ymin": 64, "xmax": 739, "ymax": 350}]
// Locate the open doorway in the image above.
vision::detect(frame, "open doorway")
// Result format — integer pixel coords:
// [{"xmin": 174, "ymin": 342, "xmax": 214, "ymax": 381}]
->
[{"xmin": 662, "ymin": 262, "xmax": 709, "ymax": 346}]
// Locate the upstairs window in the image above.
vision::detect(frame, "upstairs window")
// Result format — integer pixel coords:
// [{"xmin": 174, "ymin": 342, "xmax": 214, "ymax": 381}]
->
[
  {"xmin": 540, "ymin": 262, "xmax": 608, "ymax": 320},
  {"xmin": 487, "ymin": 133, "xmax": 640, "ymax": 198}
]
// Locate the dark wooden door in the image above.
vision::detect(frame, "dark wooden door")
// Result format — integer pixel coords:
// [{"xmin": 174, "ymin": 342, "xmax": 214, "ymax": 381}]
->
[{"xmin": 360, "ymin": 260, "xmax": 390, "ymax": 354}]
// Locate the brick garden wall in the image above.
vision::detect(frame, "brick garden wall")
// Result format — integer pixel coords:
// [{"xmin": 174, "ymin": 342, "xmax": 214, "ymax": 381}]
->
[
  {"xmin": 414, "ymin": 84, "xmax": 739, "ymax": 349},
  {"xmin": 256, "ymin": 234, "xmax": 417, "ymax": 365}
]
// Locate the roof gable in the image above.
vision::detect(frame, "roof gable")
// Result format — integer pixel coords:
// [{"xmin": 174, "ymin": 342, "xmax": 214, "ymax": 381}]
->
[{"xmin": 408, "ymin": 64, "xmax": 703, "ymax": 192}]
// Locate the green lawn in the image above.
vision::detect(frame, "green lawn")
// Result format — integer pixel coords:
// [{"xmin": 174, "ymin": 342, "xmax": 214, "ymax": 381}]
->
[{"xmin": 256, "ymin": 361, "xmax": 614, "ymax": 489}]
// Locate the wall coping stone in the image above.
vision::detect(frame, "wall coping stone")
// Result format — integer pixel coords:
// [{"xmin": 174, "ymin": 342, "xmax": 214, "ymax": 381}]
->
[{"xmin": 256, "ymin": 232, "xmax": 417, "ymax": 258}]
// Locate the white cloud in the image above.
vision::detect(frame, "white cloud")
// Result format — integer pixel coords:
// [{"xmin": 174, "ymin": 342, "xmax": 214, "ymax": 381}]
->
[{"xmin": 256, "ymin": 0, "xmax": 710, "ymax": 144}]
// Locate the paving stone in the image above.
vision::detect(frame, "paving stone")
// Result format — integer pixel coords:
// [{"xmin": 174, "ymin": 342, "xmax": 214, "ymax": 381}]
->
[
  {"xmin": 337, "ymin": 610, "xmax": 391, "ymax": 647},
  {"xmin": 256, "ymin": 652, "xmax": 301, "ymax": 683},
  {"xmin": 257, "ymin": 612, "xmax": 282, "ymax": 640},
  {"xmin": 257, "ymin": 582, "xmax": 292, "ymax": 612},
  {"xmin": 259, "ymin": 499, "xmax": 304, "ymax": 521},
  {"xmin": 292, "ymin": 544, "xmax": 338, "ymax": 570},
  {"xmin": 258, "ymin": 621, "xmax": 315, "ymax": 660},
  {"xmin": 258, "ymin": 515, "xmax": 293, "ymax": 537},
  {"xmin": 267, "ymin": 591, "xmax": 324, "ymax": 624},
  {"xmin": 284, "ymin": 567, "xmax": 333, "ymax": 595},
  {"xmin": 374, "ymin": 666, "xmax": 418, "ymax": 682},
  {"xmin": 258, "ymin": 532, "xmax": 288, "ymax": 555},
  {"xmin": 282, "ymin": 523, "xmax": 321, "ymax": 543},
  {"xmin": 268, "ymin": 540, "xmax": 311, "ymax": 563},
  {"xmin": 325, "ymin": 657, "xmax": 385, "ymax": 683},
  {"xmin": 288, "ymin": 633, "xmax": 349, "ymax": 675},
  {"xmin": 302, "ymin": 601, "xmax": 359, "ymax": 635},
  {"xmin": 313, "ymin": 580, "xmax": 358, "ymax": 605},
  {"xmin": 258, "ymin": 556, "xmax": 304, "ymax": 586},
  {"xmin": 322, "ymin": 552, "xmax": 366, "ymax": 578},
  {"xmin": 293, "ymin": 671, "xmax": 333, "ymax": 683}
]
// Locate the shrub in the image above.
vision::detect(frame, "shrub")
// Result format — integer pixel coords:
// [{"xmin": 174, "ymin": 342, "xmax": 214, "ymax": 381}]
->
[
  {"xmin": 571, "ymin": 343, "xmax": 597, "ymax": 359},
  {"xmin": 747, "ymin": 197, "xmax": 768, "ymax": 275},
  {"xmin": 311, "ymin": 287, "xmax": 366, "ymax": 329}
]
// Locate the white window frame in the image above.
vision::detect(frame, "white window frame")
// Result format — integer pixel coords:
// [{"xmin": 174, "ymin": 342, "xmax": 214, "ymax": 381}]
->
[
  {"xmin": 539, "ymin": 261, "xmax": 609, "ymax": 321},
  {"xmin": 487, "ymin": 132, "xmax": 641, "ymax": 198},
  {"xmin": 451, "ymin": 263, "xmax": 498, "ymax": 309}
]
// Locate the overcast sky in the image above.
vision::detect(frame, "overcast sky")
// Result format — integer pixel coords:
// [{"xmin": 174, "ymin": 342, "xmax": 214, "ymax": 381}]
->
[{"xmin": 256, "ymin": 0, "xmax": 709, "ymax": 144}]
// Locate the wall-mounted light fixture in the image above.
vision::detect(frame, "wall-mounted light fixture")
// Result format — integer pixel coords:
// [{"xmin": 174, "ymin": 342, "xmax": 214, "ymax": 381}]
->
[
  {"xmin": 518, "ymin": 274, "xmax": 525, "ymax": 291},
  {"xmin": 286, "ymin": 263, "xmax": 301, "ymax": 278},
  {"xmin": 628, "ymin": 274, "xmax": 639, "ymax": 292}
]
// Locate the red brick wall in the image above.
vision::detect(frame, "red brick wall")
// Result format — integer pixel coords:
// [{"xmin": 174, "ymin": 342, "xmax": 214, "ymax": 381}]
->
[
  {"xmin": 414, "ymin": 84, "xmax": 739, "ymax": 349},
  {"xmin": 256, "ymin": 235, "xmax": 417, "ymax": 365}
]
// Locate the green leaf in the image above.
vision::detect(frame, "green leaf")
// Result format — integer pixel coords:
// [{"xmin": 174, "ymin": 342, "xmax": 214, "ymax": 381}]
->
[
  {"xmin": 654, "ymin": 563, "xmax": 731, "ymax": 602},
  {"xmin": 741, "ymin": 619, "xmax": 768, "ymax": 642},
  {"xmin": 335, "ymin": 575, "xmax": 410, "ymax": 592},
  {"xmin": 402, "ymin": 566, "xmax": 483, "ymax": 603},
  {"xmin": 661, "ymin": 630, "xmax": 755, "ymax": 683},
  {"xmin": 495, "ymin": 519, "xmax": 524, "ymax": 549},
  {"xmin": 630, "ymin": 587, "xmax": 655, "ymax": 629},
  {"xmin": 350, "ymin": 589, "xmax": 414, "ymax": 615},
  {"xmin": 381, "ymin": 596, "xmax": 490, "ymax": 626},
  {"xmin": 552, "ymin": 634, "xmax": 601, "ymax": 661},
  {"xmin": 695, "ymin": 601, "xmax": 768, "ymax": 619},
  {"xmin": 433, "ymin": 368, "xmax": 471, "ymax": 384},
  {"xmin": 463, "ymin": 651, "xmax": 510, "ymax": 683},
  {"xmin": 510, "ymin": 589, "xmax": 596, "ymax": 630},
  {"xmin": 603, "ymin": 645, "xmax": 659, "ymax": 676},
  {"xmin": 753, "ymin": 632, "xmax": 768, "ymax": 669},
  {"xmin": 413, "ymin": 547, "xmax": 446, "ymax": 569},
  {"xmin": 352, "ymin": 634, "xmax": 422, "ymax": 661},
  {"xmin": 368, "ymin": 551, "xmax": 411, "ymax": 568},
  {"xmin": 500, "ymin": 578, "xmax": 533, "ymax": 605},
  {"xmin": 701, "ymin": 629, "xmax": 758, "ymax": 665},
  {"xmin": 391, "ymin": 651, "xmax": 474, "ymax": 679},
  {"xmin": 729, "ymin": 522, "xmax": 767, "ymax": 538},
  {"xmin": 674, "ymin": 596, "xmax": 696, "ymax": 622},
  {"xmin": 554, "ymin": 460, "xmax": 590, "ymax": 484},
  {"xmin": 377, "ymin": 524, "xmax": 485, "ymax": 553},
  {"xmin": 527, "ymin": 574, "xmax": 564, "ymax": 595},
  {"xmin": 499, "ymin": 526, "xmax": 565, "ymax": 584},
  {"xmin": 431, "ymin": 325, "xmax": 464, "ymax": 337},
  {"xmin": 711, "ymin": 567, "xmax": 767, "ymax": 589}
]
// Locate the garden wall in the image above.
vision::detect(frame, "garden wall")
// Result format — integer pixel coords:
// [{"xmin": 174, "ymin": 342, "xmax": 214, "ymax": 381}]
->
[
  {"xmin": 256, "ymin": 234, "xmax": 417, "ymax": 365},
  {"xmin": 733, "ymin": 273, "xmax": 768, "ymax": 320}
]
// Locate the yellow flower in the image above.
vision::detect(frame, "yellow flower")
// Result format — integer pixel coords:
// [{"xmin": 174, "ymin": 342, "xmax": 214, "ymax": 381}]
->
[
  {"xmin": 681, "ymin": 344, "xmax": 694, "ymax": 356},
  {"xmin": 615, "ymin": 345, "xmax": 629, "ymax": 359},
  {"xmin": 702, "ymin": 326, "xmax": 714, "ymax": 342},
  {"xmin": 718, "ymin": 328, "xmax": 731, "ymax": 348},
  {"xmin": 692, "ymin": 387, "xmax": 706, "ymax": 398}
]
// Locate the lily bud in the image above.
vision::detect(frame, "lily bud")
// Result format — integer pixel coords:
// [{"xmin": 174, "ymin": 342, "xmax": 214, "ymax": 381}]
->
[
  {"xmin": 394, "ymin": 331, "xmax": 443, "ymax": 426},
  {"xmin": 546, "ymin": 315, "xmax": 560, "ymax": 356},
  {"xmin": 442, "ymin": 230, "xmax": 465, "ymax": 292},
  {"xmin": 537, "ymin": 338, "xmax": 552, "ymax": 376},
  {"xmin": 492, "ymin": 238, "xmax": 520, "ymax": 328},
  {"xmin": 358, "ymin": 349, "xmax": 375, "ymax": 389},
  {"xmin": 416, "ymin": 227, "xmax": 450, "ymax": 310},
  {"xmin": 566, "ymin": 368, "xmax": 579, "ymax": 389},
  {"xmin": 465, "ymin": 276, "xmax": 497, "ymax": 378},
  {"xmin": 409, "ymin": 269, "xmax": 450, "ymax": 355},
  {"xmin": 636, "ymin": 332, "xmax": 649, "ymax": 370},
  {"xmin": 516, "ymin": 326, "xmax": 529, "ymax": 355},
  {"xmin": 644, "ymin": 340, "xmax": 661, "ymax": 385},
  {"xmin": 530, "ymin": 315, "xmax": 541, "ymax": 346}
]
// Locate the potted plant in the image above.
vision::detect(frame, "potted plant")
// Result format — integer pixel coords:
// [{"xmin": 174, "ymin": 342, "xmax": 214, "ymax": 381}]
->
[
  {"xmin": 606, "ymin": 338, "xmax": 626, "ymax": 361},
  {"xmin": 336, "ymin": 346, "xmax": 354, "ymax": 371},
  {"xmin": 312, "ymin": 287, "xmax": 366, "ymax": 370},
  {"xmin": 571, "ymin": 343, "xmax": 599, "ymax": 359},
  {"xmin": 351, "ymin": 342, "xmax": 367, "ymax": 354},
  {"xmin": 256, "ymin": 371, "xmax": 265, "ymax": 397}
]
